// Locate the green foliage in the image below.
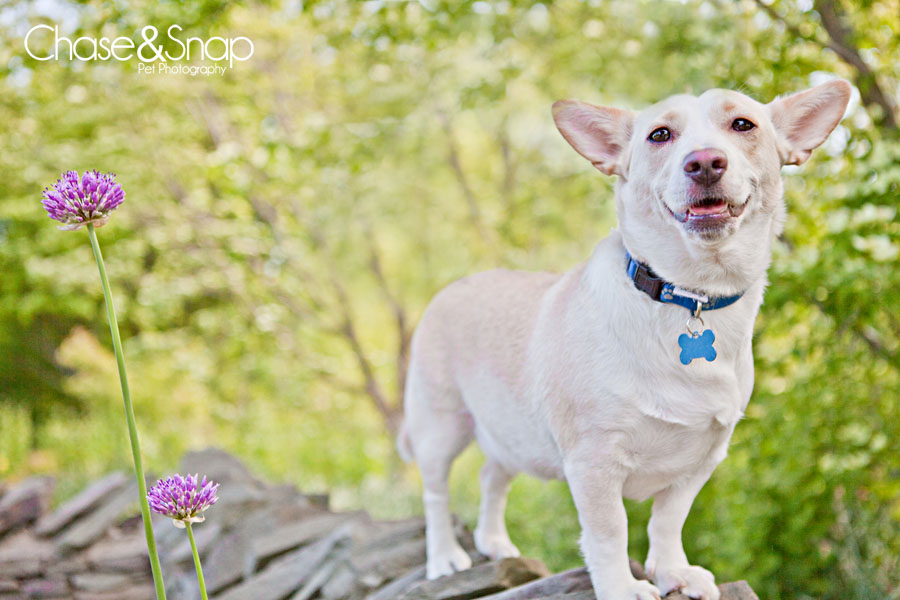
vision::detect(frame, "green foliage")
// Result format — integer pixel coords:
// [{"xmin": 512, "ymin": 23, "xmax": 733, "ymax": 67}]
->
[{"xmin": 1, "ymin": 1, "xmax": 897, "ymax": 598}]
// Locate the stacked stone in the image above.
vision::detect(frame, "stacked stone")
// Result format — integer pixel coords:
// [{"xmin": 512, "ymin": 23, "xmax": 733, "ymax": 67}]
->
[{"xmin": 0, "ymin": 450, "xmax": 758, "ymax": 600}]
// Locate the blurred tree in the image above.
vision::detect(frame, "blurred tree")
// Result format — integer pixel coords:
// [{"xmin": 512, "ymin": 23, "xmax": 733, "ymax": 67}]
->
[{"xmin": 0, "ymin": 250, "xmax": 83, "ymax": 448}]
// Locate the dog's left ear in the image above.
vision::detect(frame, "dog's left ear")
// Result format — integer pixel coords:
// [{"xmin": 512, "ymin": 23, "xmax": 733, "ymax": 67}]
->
[
  {"xmin": 768, "ymin": 79, "xmax": 852, "ymax": 166},
  {"xmin": 552, "ymin": 100, "xmax": 634, "ymax": 176}
]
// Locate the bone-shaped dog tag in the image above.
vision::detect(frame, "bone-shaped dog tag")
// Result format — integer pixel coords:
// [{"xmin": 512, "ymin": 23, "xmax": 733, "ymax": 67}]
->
[{"xmin": 678, "ymin": 329, "xmax": 717, "ymax": 365}]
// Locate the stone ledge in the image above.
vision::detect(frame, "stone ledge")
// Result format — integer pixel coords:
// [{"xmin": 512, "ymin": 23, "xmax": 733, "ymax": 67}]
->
[{"xmin": 0, "ymin": 449, "xmax": 758, "ymax": 600}]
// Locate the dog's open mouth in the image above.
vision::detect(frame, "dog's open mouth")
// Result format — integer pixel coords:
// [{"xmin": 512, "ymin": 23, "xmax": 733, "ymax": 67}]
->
[{"xmin": 668, "ymin": 197, "xmax": 747, "ymax": 227}]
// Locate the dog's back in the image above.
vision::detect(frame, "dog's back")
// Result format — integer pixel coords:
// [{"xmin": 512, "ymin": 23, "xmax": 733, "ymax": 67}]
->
[{"xmin": 407, "ymin": 268, "xmax": 561, "ymax": 412}]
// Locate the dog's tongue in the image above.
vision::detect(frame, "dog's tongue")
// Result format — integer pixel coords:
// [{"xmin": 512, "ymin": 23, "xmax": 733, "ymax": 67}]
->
[{"xmin": 689, "ymin": 201, "xmax": 727, "ymax": 215}]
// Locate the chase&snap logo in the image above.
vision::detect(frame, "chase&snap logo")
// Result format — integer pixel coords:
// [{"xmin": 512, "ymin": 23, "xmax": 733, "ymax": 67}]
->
[{"xmin": 24, "ymin": 24, "xmax": 254, "ymax": 76}]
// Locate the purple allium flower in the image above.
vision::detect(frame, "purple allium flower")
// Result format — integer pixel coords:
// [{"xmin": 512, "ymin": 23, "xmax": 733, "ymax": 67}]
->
[
  {"xmin": 147, "ymin": 474, "xmax": 219, "ymax": 528},
  {"xmin": 41, "ymin": 170, "xmax": 125, "ymax": 230}
]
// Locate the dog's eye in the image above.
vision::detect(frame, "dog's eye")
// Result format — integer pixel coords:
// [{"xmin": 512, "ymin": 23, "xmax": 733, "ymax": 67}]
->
[
  {"xmin": 648, "ymin": 127, "xmax": 671, "ymax": 143},
  {"xmin": 731, "ymin": 118, "xmax": 756, "ymax": 132}
]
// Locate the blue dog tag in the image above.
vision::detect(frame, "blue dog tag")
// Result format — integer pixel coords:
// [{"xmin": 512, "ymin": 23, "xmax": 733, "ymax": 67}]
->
[{"xmin": 678, "ymin": 329, "xmax": 717, "ymax": 365}]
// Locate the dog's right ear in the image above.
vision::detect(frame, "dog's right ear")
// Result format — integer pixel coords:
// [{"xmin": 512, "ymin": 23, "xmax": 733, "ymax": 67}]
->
[{"xmin": 552, "ymin": 100, "xmax": 634, "ymax": 176}]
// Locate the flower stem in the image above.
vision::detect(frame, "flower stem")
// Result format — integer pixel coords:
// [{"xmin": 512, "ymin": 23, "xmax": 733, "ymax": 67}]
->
[
  {"xmin": 185, "ymin": 523, "xmax": 209, "ymax": 600},
  {"xmin": 87, "ymin": 224, "xmax": 167, "ymax": 600}
]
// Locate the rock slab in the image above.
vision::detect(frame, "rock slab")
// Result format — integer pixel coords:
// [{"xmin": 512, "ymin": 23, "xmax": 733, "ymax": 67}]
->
[
  {"xmin": 34, "ymin": 472, "xmax": 127, "ymax": 538},
  {"xmin": 398, "ymin": 557, "xmax": 552, "ymax": 600},
  {"xmin": 55, "ymin": 481, "xmax": 142, "ymax": 551},
  {"xmin": 216, "ymin": 524, "xmax": 351, "ymax": 600},
  {"xmin": 0, "ymin": 477, "xmax": 55, "ymax": 536}
]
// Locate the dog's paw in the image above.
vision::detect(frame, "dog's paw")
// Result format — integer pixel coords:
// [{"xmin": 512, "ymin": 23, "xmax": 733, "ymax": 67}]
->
[
  {"xmin": 474, "ymin": 527, "xmax": 520, "ymax": 560},
  {"xmin": 611, "ymin": 578, "xmax": 662, "ymax": 600},
  {"xmin": 651, "ymin": 564, "xmax": 719, "ymax": 600},
  {"xmin": 426, "ymin": 542, "xmax": 472, "ymax": 579}
]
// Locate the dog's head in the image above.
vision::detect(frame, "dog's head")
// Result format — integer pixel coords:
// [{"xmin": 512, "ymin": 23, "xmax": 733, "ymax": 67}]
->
[{"xmin": 553, "ymin": 81, "xmax": 851, "ymax": 293}]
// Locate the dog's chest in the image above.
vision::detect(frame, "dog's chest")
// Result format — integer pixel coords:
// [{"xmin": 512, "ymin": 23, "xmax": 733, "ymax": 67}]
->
[
  {"xmin": 618, "ymin": 416, "xmax": 732, "ymax": 501},
  {"xmin": 567, "ymin": 271, "xmax": 756, "ymax": 428},
  {"xmin": 627, "ymin": 354, "xmax": 748, "ymax": 428},
  {"xmin": 539, "ymin": 281, "xmax": 751, "ymax": 497}
]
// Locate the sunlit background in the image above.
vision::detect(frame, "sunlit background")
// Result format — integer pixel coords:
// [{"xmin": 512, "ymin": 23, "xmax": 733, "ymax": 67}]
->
[{"xmin": 1, "ymin": 1, "xmax": 898, "ymax": 598}]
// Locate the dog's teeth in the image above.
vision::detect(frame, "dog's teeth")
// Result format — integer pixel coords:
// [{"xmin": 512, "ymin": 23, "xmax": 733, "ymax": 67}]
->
[{"xmin": 688, "ymin": 201, "xmax": 728, "ymax": 216}]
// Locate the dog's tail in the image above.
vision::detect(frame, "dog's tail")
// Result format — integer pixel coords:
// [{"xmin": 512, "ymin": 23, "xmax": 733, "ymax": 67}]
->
[{"xmin": 396, "ymin": 420, "xmax": 414, "ymax": 463}]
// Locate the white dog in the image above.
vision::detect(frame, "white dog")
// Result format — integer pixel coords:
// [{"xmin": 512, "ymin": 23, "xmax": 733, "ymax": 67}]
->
[{"xmin": 398, "ymin": 80, "xmax": 851, "ymax": 600}]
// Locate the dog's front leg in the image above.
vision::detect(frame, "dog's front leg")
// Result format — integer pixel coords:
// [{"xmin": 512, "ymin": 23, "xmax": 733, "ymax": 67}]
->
[
  {"xmin": 565, "ymin": 457, "xmax": 661, "ymax": 600},
  {"xmin": 645, "ymin": 465, "xmax": 721, "ymax": 600}
]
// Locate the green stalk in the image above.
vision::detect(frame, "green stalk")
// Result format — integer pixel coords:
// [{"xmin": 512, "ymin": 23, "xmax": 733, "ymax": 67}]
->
[
  {"xmin": 87, "ymin": 223, "xmax": 166, "ymax": 600},
  {"xmin": 185, "ymin": 523, "xmax": 209, "ymax": 600}
]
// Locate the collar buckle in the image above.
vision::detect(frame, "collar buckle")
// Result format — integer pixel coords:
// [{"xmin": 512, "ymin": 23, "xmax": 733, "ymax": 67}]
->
[{"xmin": 631, "ymin": 261, "xmax": 664, "ymax": 300}]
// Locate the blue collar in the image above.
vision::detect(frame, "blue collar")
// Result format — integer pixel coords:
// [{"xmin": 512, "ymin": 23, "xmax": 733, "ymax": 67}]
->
[{"xmin": 625, "ymin": 251, "xmax": 743, "ymax": 313}]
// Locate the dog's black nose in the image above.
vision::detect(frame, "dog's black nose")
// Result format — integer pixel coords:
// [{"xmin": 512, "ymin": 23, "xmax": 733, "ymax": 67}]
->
[{"xmin": 683, "ymin": 149, "xmax": 728, "ymax": 185}]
